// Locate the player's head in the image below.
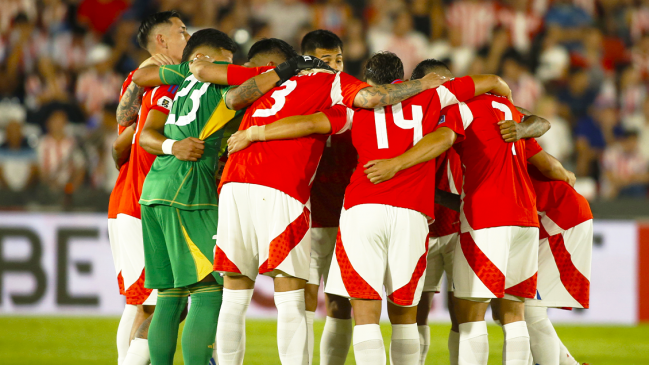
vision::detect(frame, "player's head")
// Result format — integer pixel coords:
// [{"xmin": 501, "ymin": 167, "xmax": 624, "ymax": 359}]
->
[
  {"xmin": 137, "ymin": 11, "xmax": 189, "ymax": 63},
  {"xmin": 246, "ymin": 38, "xmax": 298, "ymax": 67},
  {"xmin": 411, "ymin": 59, "xmax": 453, "ymax": 80},
  {"xmin": 363, "ymin": 51, "xmax": 404, "ymax": 86},
  {"xmin": 301, "ymin": 30, "xmax": 344, "ymax": 72},
  {"xmin": 181, "ymin": 28, "xmax": 237, "ymax": 63}
]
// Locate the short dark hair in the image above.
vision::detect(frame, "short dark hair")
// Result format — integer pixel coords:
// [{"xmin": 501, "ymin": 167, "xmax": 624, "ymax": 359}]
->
[
  {"xmin": 411, "ymin": 59, "xmax": 451, "ymax": 80},
  {"xmin": 181, "ymin": 28, "xmax": 238, "ymax": 63},
  {"xmin": 248, "ymin": 38, "xmax": 298, "ymax": 62},
  {"xmin": 301, "ymin": 29, "xmax": 343, "ymax": 54},
  {"xmin": 364, "ymin": 51, "xmax": 404, "ymax": 85},
  {"xmin": 137, "ymin": 11, "xmax": 182, "ymax": 50}
]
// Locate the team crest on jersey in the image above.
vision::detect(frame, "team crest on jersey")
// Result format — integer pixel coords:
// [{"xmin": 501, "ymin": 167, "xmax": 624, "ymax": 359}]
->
[
  {"xmin": 437, "ymin": 115, "xmax": 446, "ymax": 125},
  {"xmin": 158, "ymin": 96, "xmax": 172, "ymax": 110}
]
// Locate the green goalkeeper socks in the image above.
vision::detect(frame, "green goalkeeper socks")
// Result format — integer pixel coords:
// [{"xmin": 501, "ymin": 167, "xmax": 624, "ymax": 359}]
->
[
  {"xmin": 182, "ymin": 281, "xmax": 223, "ymax": 365},
  {"xmin": 148, "ymin": 288, "xmax": 189, "ymax": 365}
]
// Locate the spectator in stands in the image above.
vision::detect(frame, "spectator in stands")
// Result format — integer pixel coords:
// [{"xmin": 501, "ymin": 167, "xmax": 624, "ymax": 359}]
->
[
  {"xmin": 75, "ymin": 43, "xmax": 122, "ymax": 123},
  {"xmin": 501, "ymin": 50, "xmax": 544, "ymax": 111},
  {"xmin": 624, "ymin": 98, "xmax": 649, "ymax": 161},
  {"xmin": 36, "ymin": 110, "xmax": 85, "ymax": 194},
  {"xmin": 535, "ymin": 95, "xmax": 574, "ymax": 165},
  {"xmin": 557, "ymin": 67, "xmax": 600, "ymax": 122},
  {"xmin": 575, "ymin": 105, "xmax": 623, "ymax": 179},
  {"xmin": 631, "ymin": 32, "xmax": 649, "ymax": 80},
  {"xmin": 619, "ymin": 66, "xmax": 647, "ymax": 121},
  {"xmin": 50, "ymin": 25, "xmax": 95, "ymax": 72},
  {"xmin": 536, "ymin": 29, "xmax": 570, "ymax": 82},
  {"xmin": 0, "ymin": 119, "xmax": 38, "ymax": 194},
  {"xmin": 86, "ymin": 103, "xmax": 119, "ymax": 192},
  {"xmin": 76, "ymin": 0, "xmax": 129, "ymax": 35},
  {"xmin": 602, "ymin": 130, "xmax": 649, "ymax": 199},
  {"xmin": 24, "ymin": 57, "xmax": 70, "ymax": 112},
  {"xmin": 342, "ymin": 18, "xmax": 369, "ymax": 78},
  {"xmin": 446, "ymin": 0, "xmax": 497, "ymax": 49},
  {"xmin": 498, "ymin": 0, "xmax": 543, "ymax": 54},
  {"xmin": 312, "ymin": 0, "xmax": 352, "ymax": 37},
  {"xmin": 545, "ymin": 0, "xmax": 593, "ymax": 48},
  {"xmin": 254, "ymin": 0, "xmax": 312, "ymax": 47}
]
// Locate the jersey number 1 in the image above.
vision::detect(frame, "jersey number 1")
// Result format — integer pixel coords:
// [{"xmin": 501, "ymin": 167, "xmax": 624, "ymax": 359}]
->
[
  {"xmin": 374, "ymin": 103, "xmax": 423, "ymax": 149},
  {"xmin": 492, "ymin": 101, "xmax": 517, "ymax": 156}
]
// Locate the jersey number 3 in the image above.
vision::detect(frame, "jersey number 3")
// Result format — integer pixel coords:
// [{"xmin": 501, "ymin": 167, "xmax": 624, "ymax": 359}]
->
[{"xmin": 374, "ymin": 103, "xmax": 423, "ymax": 149}]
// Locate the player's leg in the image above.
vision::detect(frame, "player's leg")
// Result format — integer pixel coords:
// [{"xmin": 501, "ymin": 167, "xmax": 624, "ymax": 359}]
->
[
  {"xmin": 182, "ymin": 275, "xmax": 222, "ymax": 365},
  {"xmin": 448, "ymin": 292, "xmax": 460, "ymax": 365},
  {"xmin": 351, "ymin": 299, "xmax": 385, "ymax": 365},
  {"xmin": 524, "ymin": 304, "xmax": 561, "ymax": 365},
  {"xmin": 385, "ymin": 208, "xmax": 429, "ymax": 365},
  {"xmin": 321, "ymin": 293, "xmax": 353, "ymax": 365},
  {"xmin": 416, "ymin": 235, "xmax": 444, "ymax": 365},
  {"xmin": 109, "ymin": 218, "xmax": 133, "ymax": 365},
  {"xmin": 218, "ymin": 275, "xmax": 255, "ymax": 365},
  {"xmin": 443, "ymin": 233, "xmax": 461, "ymax": 365},
  {"xmin": 274, "ymin": 275, "xmax": 309, "ymax": 365},
  {"xmin": 129, "ymin": 305, "xmax": 155, "ymax": 342},
  {"xmin": 494, "ymin": 296, "xmax": 530, "ymax": 365},
  {"xmin": 123, "ymin": 303, "xmax": 155, "ymax": 365}
]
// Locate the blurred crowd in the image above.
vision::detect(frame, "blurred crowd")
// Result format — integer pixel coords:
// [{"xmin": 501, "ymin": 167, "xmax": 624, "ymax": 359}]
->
[{"xmin": 1, "ymin": 0, "xmax": 649, "ymax": 211}]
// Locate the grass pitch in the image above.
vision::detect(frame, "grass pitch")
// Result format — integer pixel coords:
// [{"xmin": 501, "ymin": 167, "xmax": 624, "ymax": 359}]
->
[{"xmin": 0, "ymin": 317, "xmax": 648, "ymax": 364}]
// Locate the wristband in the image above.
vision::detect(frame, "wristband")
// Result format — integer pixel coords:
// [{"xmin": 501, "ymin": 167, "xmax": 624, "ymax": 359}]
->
[
  {"xmin": 162, "ymin": 139, "xmax": 177, "ymax": 155},
  {"xmin": 246, "ymin": 125, "xmax": 266, "ymax": 142}
]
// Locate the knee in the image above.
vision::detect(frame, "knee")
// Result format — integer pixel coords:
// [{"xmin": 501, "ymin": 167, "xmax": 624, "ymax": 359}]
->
[{"xmin": 326, "ymin": 294, "xmax": 352, "ymax": 319}]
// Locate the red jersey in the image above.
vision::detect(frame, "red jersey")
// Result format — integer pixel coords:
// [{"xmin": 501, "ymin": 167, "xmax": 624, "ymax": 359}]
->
[
  {"xmin": 310, "ymin": 130, "xmax": 357, "ymax": 228},
  {"xmin": 441, "ymin": 94, "xmax": 540, "ymax": 230},
  {"xmin": 526, "ymin": 141, "xmax": 593, "ymax": 232},
  {"xmin": 118, "ymin": 85, "xmax": 176, "ymax": 219},
  {"xmin": 108, "ymin": 71, "xmax": 135, "ymax": 219},
  {"xmin": 340, "ymin": 76, "xmax": 475, "ymax": 219},
  {"xmin": 220, "ymin": 72, "xmax": 369, "ymax": 204},
  {"xmin": 429, "ymin": 147, "xmax": 463, "ymax": 237}
]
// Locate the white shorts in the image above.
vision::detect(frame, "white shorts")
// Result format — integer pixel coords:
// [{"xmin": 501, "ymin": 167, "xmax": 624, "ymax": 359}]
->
[
  {"xmin": 108, "ymin": 218, "xmax": 124, "ymax": 295},
  {"xmin": 325, "ymin": 204, "xmax": 429, "ymax": 307},
  {"xmin": 214, "ymin": 183, "xmax": 311, "ymax": 281},
  {"xmin": 307, "ymin": 227, "xmax": 338, "ymax": 286},
  {"xmin": 453, "ymin": 226, "xmax": 539, "ymax": 300},
  {"xmin": 423, "ymin": 232, "xmax": 458, "ymax": 293},
  {"xmin": 527, "ymin": 218, "xmax": 593, "ymax": 309},
  {"xmin": 115, "ymin": 214, "xmax": 157, "ymax": 306}
]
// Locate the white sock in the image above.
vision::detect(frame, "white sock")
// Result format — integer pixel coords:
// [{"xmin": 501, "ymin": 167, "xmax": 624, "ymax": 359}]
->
[
  {"xmin": 559, "ymin": 340, "xmax": 579, "ymax": 365},
  {"xmin": 117, "ymin": 304, "xmax": 137, "ymax": 365},
  {"xmin": 448, "ymin": 330, "xmax": 459, "ymax": 365},
  {"xmin": 390, "ymin": 324, "xmax": 419, "ymax": 365},
  {"xmin": 122, "ymin": 338, "xmax": 150, "ymax": 365},
  {"xmin": 503, "ymin": 321, "xmax": 532, "ymax": 365},
  {"xmin": 306, "ymin": 311, "xmax": 315, "ymax": 365},
  {"xmin": 458, "ymin": 321, "xmax": 489, "ymax": 365},
  {"xmin": 417, "ymin": 325, "xmax": 430, "ymax": 365},
  {"xmin": 353, "ymin": 324, "xmax": 386, "ymax": 365},
  {"xmin": 275, "ymin": 289, "xmax": 308, "ymax": 365},
  {"xmin": 320, "ymin": 317, "xmax": 353, "ymax": 365},
  {"xmin": 525, "ymin": 306, "xmax": 560, "ymax": 365},
  {"xmin": 217, "ymin": 288, "xmax": 253, "ymax": 365}
]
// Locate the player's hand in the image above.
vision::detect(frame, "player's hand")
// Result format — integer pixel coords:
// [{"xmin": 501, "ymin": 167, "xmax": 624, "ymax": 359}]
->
[
  {"xmin": 420, "ymin": 71, "xmax": 448, "ymax": 89},
  {"xmin": 172, "ymin": 137, "xmax": 205, "ymax": 161},
  {"xmin": 189, "ymin": 54, "xmax": 213, "ymax": 81},
  {"xmin": 566, "ymin": 170, "xmax": 576, "ymax": 187},
  {"xmin": 364, "ymin": 159, "xmax": 401, "ymax": 184},
  {"xmin": 227, "ymin": 131, "xmax": 253, "ymax": 154},
  {"xmin": 274, "ymin": 56, "xmax": 335, "ymax": 86},
  {"xmin": 498, "ymin": 120, "xmax": 522, "ymax": 142},
  {"xmin": 140, "ymin": 54, "xmax": 175, "ymax": 68}
]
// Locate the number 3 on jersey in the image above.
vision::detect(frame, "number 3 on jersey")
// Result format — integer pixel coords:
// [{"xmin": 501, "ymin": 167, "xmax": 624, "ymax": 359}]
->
[
  {"xmin": 491, "ymin": 101, "xmax": 517, "ymax": 156},
  {"xmin": 374, "ymin": 103, "xmax": 423, "ymax": 149},
  {"xmin": 252, "ymin": 80, "xmax": 298, "ymax": 117}
]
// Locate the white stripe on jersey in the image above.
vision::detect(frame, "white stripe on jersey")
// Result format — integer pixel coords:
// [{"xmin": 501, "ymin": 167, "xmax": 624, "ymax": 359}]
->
[
  {"xmin": 458, "ymin": 102, "xmax": 474, "ymax": 129},
  {"xmin": 330, "ymin": 72, "xmax": 343, "ymax": 106},
  {"xmin": 436, "ymin": 85, "xmax": 460, "ymax": 109}
]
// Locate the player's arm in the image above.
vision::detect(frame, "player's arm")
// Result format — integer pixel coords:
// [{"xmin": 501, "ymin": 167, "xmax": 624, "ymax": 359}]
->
[
  {"xmin": 112, "ymin": 125, "xmax": 135, "ymax": 169},
  {"xmin": 470, "ymin": 75, "xmax": 512, "ymax": 100},
  {"xmin": 116, "ymin": 82, "xmax": 144, "ymax": 127},
  {"xmin": 139, "ymin": 110, "xmax": 205, "ymax": 162},
  {"xmin": 435, "ymin": 189, "xmax": 461, "ymax": 212},
  {"xmin": 353, "ymin": 72, "xmax": 448, "ymax": 108},
  {"xmin": 364, "ymin": 127, "xmax": 457, "ymax": 184},
  {"xmin": 227, "ymin": 112, "xmax": 333, "ymax": 153},
  {"xmin": 528, "ymin": 150, "xmax": 576, "ymax": 186},
  {"xmin": 129, "ymin": 54, "xmax": 176, "ymax": 87},
  {"xmin": 498, "ymin": 108, "xmax": 551, "ymax": 143},
  {"xmin": 224, "ymin": 71, "xmax": 282, "ymax": 110}
]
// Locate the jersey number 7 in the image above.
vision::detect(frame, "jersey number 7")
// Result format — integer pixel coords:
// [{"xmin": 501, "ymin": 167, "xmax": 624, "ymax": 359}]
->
[
  {"xmin": 492, "ymin": 101, "xmax": 517, "ymax": 156},
  {"xmin": 374, "ymin": 103, "xmax": 423, "ymax": 149}
]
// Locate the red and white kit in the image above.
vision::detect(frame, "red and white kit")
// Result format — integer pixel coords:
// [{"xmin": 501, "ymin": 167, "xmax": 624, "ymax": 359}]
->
[
  {"xmin": 307, "ymin": 129, "xmax": 357, "ymax": 286},
  {"xmin": 527, "ymin": 160, "xmax": 593, "ymax": 309},
  {"xmin": 424, "ymin": 147, "xmax": 463, "ymax": 293},
  {"xmin": 325, "ymin": 76, "xmax": 476, "ymax": 306},
  {"xmin": 214, "ymin": 72, "xmax": 368, "ymax": 281},
  {"xmin": 441, "ymin": 95, "xmax": 541, "ymax": 301},
  {"xmin": 115, "ymin": 83, "xmax": 176, "ymax": 305}
]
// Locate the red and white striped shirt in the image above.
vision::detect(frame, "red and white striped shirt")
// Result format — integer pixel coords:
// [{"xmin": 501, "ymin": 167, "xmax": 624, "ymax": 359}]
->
[
  {"xmin": 498, "ymin": 8, "xmax": 543, "ymax": 52},
  {"xmin": 508, "ymin": 73, "xmax": 544, "ymax": 112},
  {"xmin": 446, "ymin": 1, "xmax": 498, "ymax": 48}
]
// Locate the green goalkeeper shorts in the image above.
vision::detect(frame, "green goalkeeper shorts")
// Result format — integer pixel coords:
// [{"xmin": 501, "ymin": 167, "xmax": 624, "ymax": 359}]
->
[{"xmin": 141, "ymin": 205, "xmax": 222, "ymax": 289}]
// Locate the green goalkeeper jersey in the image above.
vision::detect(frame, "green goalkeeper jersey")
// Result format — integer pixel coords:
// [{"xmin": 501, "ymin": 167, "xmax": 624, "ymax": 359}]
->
[{"xmin": 140, "ymin": 61, "xmax": 244, "ymax": 210}]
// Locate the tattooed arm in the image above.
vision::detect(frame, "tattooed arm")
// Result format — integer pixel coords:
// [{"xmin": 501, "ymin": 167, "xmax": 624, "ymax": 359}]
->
[
  {"xmin": 225, "ymin": 70, "xmax": 280, "ymax": 110},
  {"xmin": 116, "ymin": 82, "xmax": 144, "ymax": 127},
  {"xmin": 498, "ymin": 107, "xmax": 551, "ymax": 143},
  {"xmin": 353, "ymin": 72, "xmax": 447, "ymax": 108}
]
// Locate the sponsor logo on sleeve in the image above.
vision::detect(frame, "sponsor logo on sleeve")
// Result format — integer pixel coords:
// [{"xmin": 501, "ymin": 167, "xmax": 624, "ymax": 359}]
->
[{"xmin": 158, "ymin": 96, "xmax": 172, "ymax": 110}]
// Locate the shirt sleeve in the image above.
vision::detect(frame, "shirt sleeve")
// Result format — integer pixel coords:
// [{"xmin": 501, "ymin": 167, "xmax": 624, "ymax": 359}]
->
[
  {"xmin": 227, "ymin": 65, "xmax": 275, "ymax": 85},
  {"xmin": 525, "ymin": 138, "xmax": 543, "ymax": 159},
  {"xmin": 159, "ymin": 63, "xmax": 190, "ymax": 85},
  {"xmin": 437, "ymin": 104, "xmax": 468, "ymax": 144},
  {"xmin": 321, "ymin": 105, "xmax": 352, "ymax": 135},
  {"xmin": 339, "ymin": 72, "xmax": 371, "ymax": 108},
  {"xmin": 435, "ymin": 75, "xmax": 476, "ymax": 108},
  {"xmin": 150, "ymin": 85, "xmax": 178, "ymax": 115}
]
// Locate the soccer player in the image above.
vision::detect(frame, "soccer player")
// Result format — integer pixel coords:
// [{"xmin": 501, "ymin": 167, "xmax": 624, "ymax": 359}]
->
[
  {"xmin": 226, "ymin": 53, "xmax": 514, "ymax": 365},
  {"xmin": 362, "ymin": 96, "xmax": 554, "ymax": 365},
  {"xmin": 300, "ymin": 29, "xmax": 356, "ymax": 365},
  {"xmin": 109, "ymin": 11, "xmax": 188, "ymax": 365},
  {"xmin": 131, "ymin": 29, "xmax": 309, "ymax": 365},
  {"xmin": 209, "ymin": 49, "xmax": 447, "ymax": 364}
]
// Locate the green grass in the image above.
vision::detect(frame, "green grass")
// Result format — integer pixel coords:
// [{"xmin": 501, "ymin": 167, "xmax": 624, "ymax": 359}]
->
[{"xmin": 1, "ymin": 317, "xmax": 648, "ymax": 364}]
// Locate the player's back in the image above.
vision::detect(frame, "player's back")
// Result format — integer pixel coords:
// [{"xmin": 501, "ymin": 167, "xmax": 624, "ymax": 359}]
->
[
  {"xmin": 429, "ymin": 148, "xmax": 462, "ymax": 237},
  {"xmin": 445, "ymin": 94, "xmax": 538, "ymax": 230},
  {"xmin": 220, "ymin": 71, "xmax": 368, "ymax": 205}
]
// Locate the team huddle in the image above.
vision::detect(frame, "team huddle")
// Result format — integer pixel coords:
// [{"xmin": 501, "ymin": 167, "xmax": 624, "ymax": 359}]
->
[{"xmin": 108, "ymin": 10, "xmax": 593, "ymax": 365}]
